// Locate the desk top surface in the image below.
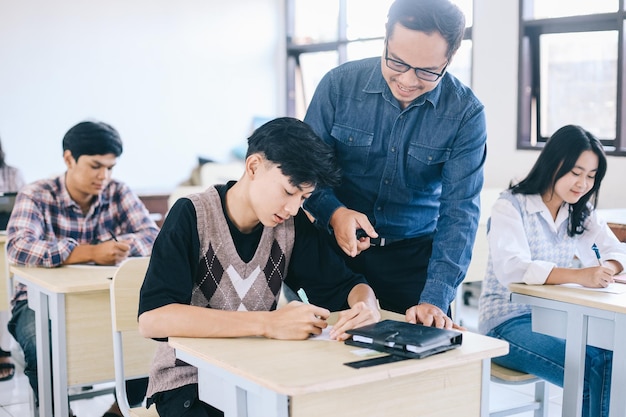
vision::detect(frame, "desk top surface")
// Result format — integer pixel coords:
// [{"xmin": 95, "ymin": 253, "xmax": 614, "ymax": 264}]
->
[
  {"xmin": 170, "ymin": 312, "xmax": 508, "ymax": 396},
  {"xmin": 10, "ymin": 264, "xmax": 117, "ymax": 294},
  {"xmin": 510, "ymin": 282, "xmax": 626, "ymax": 314}
]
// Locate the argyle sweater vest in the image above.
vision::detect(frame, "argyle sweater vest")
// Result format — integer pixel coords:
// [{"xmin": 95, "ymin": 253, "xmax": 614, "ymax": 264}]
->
[{"xmin": 146, "ymin": 186, "xmax": 295, "ymax": 398}]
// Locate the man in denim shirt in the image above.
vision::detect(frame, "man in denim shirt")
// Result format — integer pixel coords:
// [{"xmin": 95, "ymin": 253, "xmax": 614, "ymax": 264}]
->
[{"xmin": 303, "ymin": 0, "xmax": 487, "ymax": 329}]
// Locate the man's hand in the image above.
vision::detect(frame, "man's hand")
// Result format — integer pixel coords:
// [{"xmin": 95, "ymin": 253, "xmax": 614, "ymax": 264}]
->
[
  {"xmin": 265, "ymin": 301, "xmax": 330, "ymax": 339},
  {"xmin": 405, "ymin": 303, "xmax": 464, "ymax": 330},
  {"xmin": 330, "ymin": 301, "xmax": 381, "ymax": 341},
  {"xmin": 329, "ymin": 207, "xmax": 378, "ymax": 257},
  {"xmin": 92, "ymin": 240, "xmax": 131, "ymax": 265}
]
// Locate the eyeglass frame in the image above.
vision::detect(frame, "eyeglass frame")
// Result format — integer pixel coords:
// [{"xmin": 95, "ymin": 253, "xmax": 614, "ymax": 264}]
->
[{"xmin": 384, "ymin": 41, "xmax": 448, "ymax": 82}]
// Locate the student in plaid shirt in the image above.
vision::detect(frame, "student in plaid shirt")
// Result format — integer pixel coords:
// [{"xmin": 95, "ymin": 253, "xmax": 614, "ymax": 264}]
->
[{"xmin": 6, "ymin": 120, "xmax": 159, "ymax": 417}]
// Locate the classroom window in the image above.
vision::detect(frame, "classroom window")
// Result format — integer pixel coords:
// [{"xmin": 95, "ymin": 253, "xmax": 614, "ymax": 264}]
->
[
  {"xmin": 518, "ymin": 0, "xmax": 626, "ymax": 154},
  {"xmin": 286, "ymin": 0, "xmax": 474, "ymax": 119}
]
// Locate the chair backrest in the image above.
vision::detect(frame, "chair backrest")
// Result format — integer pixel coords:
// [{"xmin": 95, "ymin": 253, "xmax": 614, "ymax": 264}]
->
[
  {"xmin": 110, "ymin": 256, "xmax": 158, "ymax": 417},
  {"xmin": 111, "ymin": 256, "xmax": 151, "ymax": 333}
]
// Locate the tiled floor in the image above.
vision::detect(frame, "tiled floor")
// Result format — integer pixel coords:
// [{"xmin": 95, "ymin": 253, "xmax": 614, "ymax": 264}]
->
[
  {"xmin": 0, "ymin": 302, "xmax": 563, "ymax": 417},
  {"xmin": 0, "ymin": 346, "xmax": 116, "ymax": 417}
]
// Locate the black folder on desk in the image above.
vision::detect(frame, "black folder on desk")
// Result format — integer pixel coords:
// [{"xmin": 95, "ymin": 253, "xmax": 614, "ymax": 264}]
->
[{"xmin": 345, "ymin": 319, "xmax": 463, "ymax": 360}]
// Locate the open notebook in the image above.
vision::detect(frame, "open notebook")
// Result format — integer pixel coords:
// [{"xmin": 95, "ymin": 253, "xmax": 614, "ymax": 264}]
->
[{"xmin": 0, "ymin": 191, "xmax": 18, "ymax": 231}]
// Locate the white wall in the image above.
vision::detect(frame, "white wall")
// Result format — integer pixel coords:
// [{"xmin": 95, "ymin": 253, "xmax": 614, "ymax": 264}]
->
[
  {"xmin": 0, "ymin": 0, "xmax": 284, "ymax": 192},
  {"xmin": 473, "ymin": 0, "xmax": 626, "ymax": 209}
]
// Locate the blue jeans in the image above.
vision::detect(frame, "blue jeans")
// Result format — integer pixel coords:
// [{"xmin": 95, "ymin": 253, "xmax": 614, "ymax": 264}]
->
[
  {"xmin": 7, "ymin": 299, "xmax": 38, "ymax": 397},
  {"xmin": 487, "ymin": 314, "xmax": 611, "ymax": 417}
]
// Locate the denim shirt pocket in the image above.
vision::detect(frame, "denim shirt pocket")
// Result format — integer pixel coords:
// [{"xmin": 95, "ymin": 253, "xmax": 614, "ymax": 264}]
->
[
  {"xmin": 331, "ymin": 124, "xmax": 374, "ymax": 176},
  {"xmin": 406, "ymin": 143, "xmax": 451, "ymax": 191}
]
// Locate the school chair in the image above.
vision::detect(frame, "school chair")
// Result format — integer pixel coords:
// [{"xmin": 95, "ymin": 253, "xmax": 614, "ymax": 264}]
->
[
  {"xmin": 110, "ymin": 257, "xmax": 159, "ymax": 417},
  {"xmin": 489, "ymin": 362, "xmax": 549, "ymax": 417}
]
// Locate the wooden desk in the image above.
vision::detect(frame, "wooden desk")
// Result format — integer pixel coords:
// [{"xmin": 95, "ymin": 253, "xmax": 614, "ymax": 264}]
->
[
  {"xmin": 10, "ymin": 264, "xmax": 147, "ymax": 417},
  {"xmin": 510, "ymin": 283, "xmax": 626, "ymax": 417},
  {"xmin": 170, "ymin": 312, "xmax": 508, "ymax": 417}
]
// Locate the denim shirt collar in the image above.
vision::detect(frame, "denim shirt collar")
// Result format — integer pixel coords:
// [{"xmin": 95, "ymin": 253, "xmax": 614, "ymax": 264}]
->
[{"xmin": 361, "ymin": 62, "xmax": 444, "ymax": 111}]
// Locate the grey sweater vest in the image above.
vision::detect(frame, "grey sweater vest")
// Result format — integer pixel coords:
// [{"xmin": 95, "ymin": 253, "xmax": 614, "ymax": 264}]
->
[{"xmin": 146, "ymin": 187, "xmax": 294, "ymax": 398}]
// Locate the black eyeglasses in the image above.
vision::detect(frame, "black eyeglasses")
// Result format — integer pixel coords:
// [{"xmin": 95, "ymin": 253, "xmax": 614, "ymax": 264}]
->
[{"xmin": 384, "ymin": 43, "xmax": 448, "ymax": 82}]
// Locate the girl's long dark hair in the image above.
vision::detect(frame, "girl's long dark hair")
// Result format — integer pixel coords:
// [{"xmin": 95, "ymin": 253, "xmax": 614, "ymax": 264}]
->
[
  {"xmin": 511, "ymin": 125, "xmax": 607, "ymax": 237},
  {"xmin": 0, "ymin": 138, "xmax": 6, "ymax": 169}
]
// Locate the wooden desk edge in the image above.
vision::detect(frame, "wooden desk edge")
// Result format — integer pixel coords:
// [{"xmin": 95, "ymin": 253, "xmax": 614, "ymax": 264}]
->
[
  {"xmin": 10, "ymin": 264, "xmax": 115, "ymax": 294},
  {"xmin": 170, "ymin": 329, "xmax": 508, "ymax": 396}
]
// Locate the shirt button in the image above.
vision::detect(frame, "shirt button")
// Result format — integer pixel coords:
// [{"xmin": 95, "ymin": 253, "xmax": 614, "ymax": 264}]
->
[
  {"xmin": 184, "ymin": 400, "xmax": 191, "ymax": 408},
  {"xmin": 377, "ymin": 207, "xmax": 382, "ymax": 211},
  {"xmin": 348, "ymin": 136, "xmax": 354, "ymax": 142},
  {"xmin": 384, "ymin": 179, "xmax": 390, "ymax": 185},
  {"xmin": 391, "ymin": 147, "xmax": 396, "ymax": 153}
]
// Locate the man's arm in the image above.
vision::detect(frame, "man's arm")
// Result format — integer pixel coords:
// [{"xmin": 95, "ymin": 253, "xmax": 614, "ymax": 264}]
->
[
  {"xmin": 416, "ymin": 105, "xmax": 487, "ymax": 326},
  {"xmin": 110, "ymin": 182, "xmax": 159, "ymax": 256},
  {"xmin": 6, "ymin": 189, "xmax": 76, "ymax": 267},
  {"xmin": 302, "ymin": 73, "xmax": 377, "ymax": 256}
]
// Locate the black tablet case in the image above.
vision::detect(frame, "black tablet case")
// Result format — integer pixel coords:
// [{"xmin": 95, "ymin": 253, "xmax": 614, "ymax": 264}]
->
[{"xmin": 345, "ymin": 319, "xmax": 463, "ymax": 359}]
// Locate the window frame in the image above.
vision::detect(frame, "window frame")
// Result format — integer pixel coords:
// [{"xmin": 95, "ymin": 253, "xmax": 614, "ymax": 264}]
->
[
  {"xmin": 517, "ymin": 2, "xmax": 626, "ymax": 155},
  {"xmin": 285, "ymin": 0, "xmax": 472, "ymax": 118}
]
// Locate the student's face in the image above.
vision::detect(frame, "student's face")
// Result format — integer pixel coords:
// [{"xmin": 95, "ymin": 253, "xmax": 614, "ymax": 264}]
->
[
  {"xmin": 549, "ymin": 150, "xmax": 599, "ymax": 207},
  {"xmin": 249, "ymin": 160, "xmax": 315, "ymax": 227},
  {"xmin": 381, "ymin": 23, "xmax": 449, "ymax": 109},
  {"xmin": 64, "ymin": 151, "xmax": 117, "ymax": 199}
]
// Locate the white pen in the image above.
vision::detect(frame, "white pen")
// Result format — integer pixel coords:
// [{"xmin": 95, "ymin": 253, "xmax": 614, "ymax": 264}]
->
[{"xmin": 297, "ymin": 288, "xmax": 310, "ymax": 304}]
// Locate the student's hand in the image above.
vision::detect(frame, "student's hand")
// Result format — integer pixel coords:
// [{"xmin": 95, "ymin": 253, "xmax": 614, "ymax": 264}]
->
[
  {"xmin": 92, "ymin": 240, "xmax": 131, "ymax": 265},
  {"xmin": 330, "ymin": 301, "xmax": 381, "ymax": 341},
  {"xmin": 329, "ymin": 207, "xmax": 378, "ymax": 257},
  {"xmin": 405, "ymin": 303, "xmax": 464, "ymax": 330},
  {"xmin": 581, "ymin": 266, "xmax": 615, "ymax": 288},
  {"xmin": 267, "ymin": 301, "xmax": 330, "ymax": 340}
]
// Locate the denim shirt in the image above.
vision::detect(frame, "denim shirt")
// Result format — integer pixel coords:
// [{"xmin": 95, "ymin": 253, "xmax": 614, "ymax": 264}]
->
[{"xmin": 303, "ymin": 57, "xmax": 487, "ymax": 310}]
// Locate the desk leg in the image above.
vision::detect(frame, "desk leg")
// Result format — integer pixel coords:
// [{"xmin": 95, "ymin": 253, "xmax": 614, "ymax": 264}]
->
[
  {"xmin": 610, "ymin": 314, "xmax": 626, "ymax": 416},
  {"xmin": 28, "ymin": 289, "xmax": 52, "ymax": 417},
  {"xmin": 49, "ymin": 293, "xmax": 69, "ymax": 417},
  {"xmin": 191, "ymin": 352, "xmax": 288, "ymax": 417},
  {"xmin": 561, "ymin": 310, "xmax": 587, "ymax": 417},
  {"xmin": 480, "ymin": 358, "xmax": 490, "ymax": 417}
]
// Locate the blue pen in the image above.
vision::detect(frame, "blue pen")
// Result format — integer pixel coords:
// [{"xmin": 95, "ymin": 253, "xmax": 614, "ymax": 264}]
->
[{"xmin": 592, "ymin": 243, "xmax": 603, "ymax": 266}]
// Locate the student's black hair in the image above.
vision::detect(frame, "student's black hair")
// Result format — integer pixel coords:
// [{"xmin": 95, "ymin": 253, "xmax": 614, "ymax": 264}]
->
[
  {"xmin": 245, "ymin": 117, "xmax": 341, "ymax": 189},
  {"xmin": 385, "ymin": 0, "xmax": 466, "ymax": 61},
  {"xmin": 511, "ymin": 124, "xmax": 607, "ymax": 237},
  {"xmin": 0, "ymin": 137, "xmax": 6, "ymax": 168},
  {"xmin": 62, "ymin": 120, "xmax": 123, "ymax": 161}
]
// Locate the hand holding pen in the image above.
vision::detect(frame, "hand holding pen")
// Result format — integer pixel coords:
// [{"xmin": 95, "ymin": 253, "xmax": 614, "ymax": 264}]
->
[{"xmin": 590, "ymin": 244, "xmax": 615, "ymax": 287}]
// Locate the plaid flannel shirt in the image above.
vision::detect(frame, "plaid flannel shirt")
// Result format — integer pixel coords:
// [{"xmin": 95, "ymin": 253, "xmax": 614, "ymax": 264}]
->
[{"xmin": 7, "ymin": 174, "xmax": 159, "ymax": 305}]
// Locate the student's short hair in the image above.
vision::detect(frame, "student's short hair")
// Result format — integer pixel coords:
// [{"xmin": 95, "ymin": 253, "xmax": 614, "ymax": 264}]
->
[
  {"xmin": 62, "ymin": 120, "xmax": 123, "ymax": 161},
  {"xmin": 245, "ymin": 117, "xmax": 341, "ymax": 188},
  {"xmin": 385, "ymin": 0, "xmax": 466, "ymax": 60}
]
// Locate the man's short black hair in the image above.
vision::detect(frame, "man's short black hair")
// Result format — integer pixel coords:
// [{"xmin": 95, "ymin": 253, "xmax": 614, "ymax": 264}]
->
[
  {"xmin": 246, "ymin": 117, "xmax": 341, "ymax": 189},
  {"xmin": 62, "ymin": 120, "xmax": 123, "ymax": 161},
  {"xmin": 386, "ymin": 0, "xmax": 466, "ymax": 60}
]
